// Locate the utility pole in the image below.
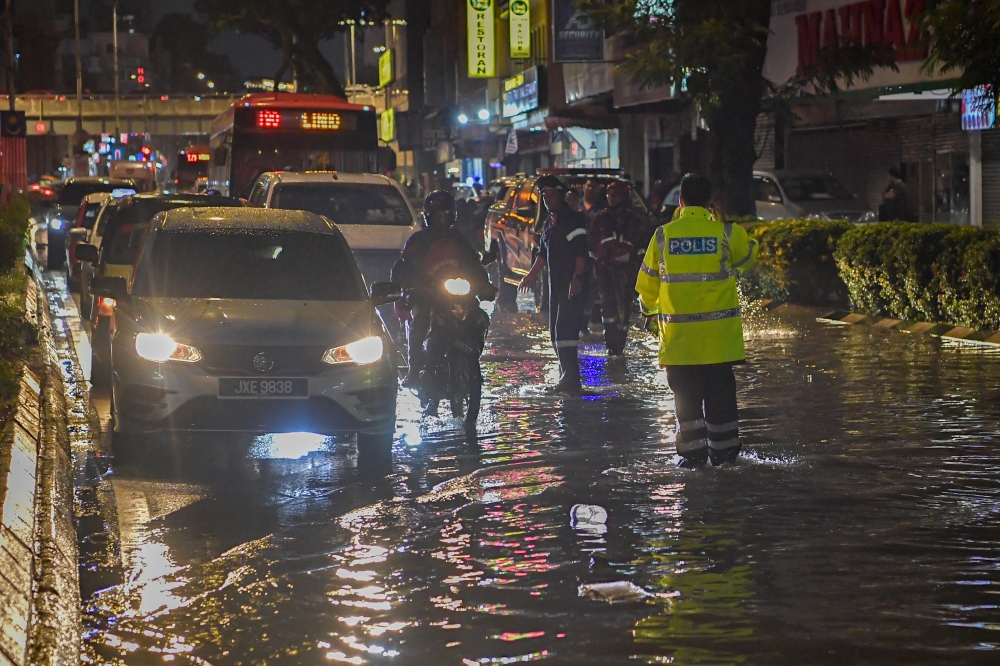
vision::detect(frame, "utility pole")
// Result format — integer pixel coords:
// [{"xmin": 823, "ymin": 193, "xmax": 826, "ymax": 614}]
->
[
  {"xmin": 350, "ymin": 21, "xmax": 356, "ymax": 88},
  {"xmin": 5, "ymin": 0, "xmax": 15, "ymax": 113},
  {"xmin": 71, "ymin": 0, "xmax": 88, "ymax": 156},
  {"xmin": 112, "ymin": 0, "xmax": 120, "ymax": 136}
]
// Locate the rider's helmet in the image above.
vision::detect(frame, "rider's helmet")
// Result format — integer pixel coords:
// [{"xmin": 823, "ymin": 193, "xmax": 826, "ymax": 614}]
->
[{"xmin": 422, "ymin": 190, "xmax": 458, "ymax": 230}]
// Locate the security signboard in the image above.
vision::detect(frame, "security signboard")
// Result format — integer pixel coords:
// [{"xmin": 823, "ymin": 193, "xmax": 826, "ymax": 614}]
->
[
  {"xmin": 467, "ymin": 0, "xmax": 496, "ymax": 78},
  {"xmin": 379, "ymin": 49, "xmax": 394, "ymax": 88},
  {"xmin": 509, "ymin": 0, "xmax": 531, "ymax": 59},
  {"xmin": 552, "ymin": 0, "xmax": 604, "ymax": 62}
]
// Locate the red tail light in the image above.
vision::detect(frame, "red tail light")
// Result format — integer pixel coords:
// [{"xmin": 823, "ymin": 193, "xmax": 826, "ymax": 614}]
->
[{"xmin": 257, "ymin": 110, "xmax": 281, "ymax": 129}]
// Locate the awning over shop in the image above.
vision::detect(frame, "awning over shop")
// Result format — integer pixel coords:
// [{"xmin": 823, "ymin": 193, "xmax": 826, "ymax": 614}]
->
[{"xmin": 545, "ymin": 114, "xmax": 619, "ymax": 130}]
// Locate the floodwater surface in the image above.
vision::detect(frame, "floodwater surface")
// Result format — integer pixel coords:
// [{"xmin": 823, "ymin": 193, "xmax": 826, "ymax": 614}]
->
[{"xmin": 59, "ymin": 296, "xmax": 1000, "ymax": 665}]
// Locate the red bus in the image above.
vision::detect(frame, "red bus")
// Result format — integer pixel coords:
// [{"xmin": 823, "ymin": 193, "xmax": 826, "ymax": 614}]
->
[
  {"xmin": 208, "ymin": 93, "xmax": 379, "ymax": 198},
  {"xmin": 176, "ymin": 144, "xmax": 211, "ymax": 192}
]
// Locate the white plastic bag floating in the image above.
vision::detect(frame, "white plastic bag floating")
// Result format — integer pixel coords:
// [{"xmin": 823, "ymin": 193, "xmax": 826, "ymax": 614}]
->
[
  {"xmin": 578, "ymin": 581, "xmax": 653, "ymax": 604},
  {"xmin": 570, "ymin": 503, "xmax": 608, "ymax": 535}
]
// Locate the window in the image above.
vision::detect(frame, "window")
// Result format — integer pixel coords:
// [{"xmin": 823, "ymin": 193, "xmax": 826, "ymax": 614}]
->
[
  {"xmin": 134, "ymin": 230, "xmax": 366, "ymax": 301},
  {"xmin": 513, "ymin": 184, "xmax": 537, "ymax": 217},
  {"xmin": 754, "ymin": 177, "xmax": 783, "ymax": 203},
  {"xmin": 247, "ymin": 180, "xmax": 267, "ymax": 206},
  {"xmin": 270, "ymin": 183, "xmax": 413, "ymax": 226}
]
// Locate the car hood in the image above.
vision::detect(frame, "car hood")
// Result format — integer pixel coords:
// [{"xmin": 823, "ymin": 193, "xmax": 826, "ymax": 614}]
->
[
  {"xmin": 787, "ymin": 199, "xmax": 870, "ymax": 216},
  {"xmin": 131, "ymin": 299, "xmax": 376, "ymax": 347}
]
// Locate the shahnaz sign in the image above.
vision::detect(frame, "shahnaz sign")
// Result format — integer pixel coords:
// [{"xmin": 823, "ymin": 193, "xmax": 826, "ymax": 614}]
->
[
  {"xmin": 467, "ymin": 0, "xmax": 496, "ymax": 78},
  {"xmin": 765, "ymin": 0, "xmax": 949, "ymax": 90}
]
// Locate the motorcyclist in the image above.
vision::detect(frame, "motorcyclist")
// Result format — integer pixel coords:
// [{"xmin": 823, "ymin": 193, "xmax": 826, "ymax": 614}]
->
[{"xmin": 392, "ymin": 190, "xmax": 491, "ymax": 386}]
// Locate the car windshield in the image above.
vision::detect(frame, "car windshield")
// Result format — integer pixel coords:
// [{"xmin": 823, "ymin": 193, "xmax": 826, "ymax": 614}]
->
[
  {"xmin": 101, "ymin": 198, "xmax": 242, "ymax": 265},
  {"xmin": 779, "ymin": 175, "xmax": 853, "ymax": 202},
  {"xmin": 270, "ymin": 183, "xmax": 412, "ymax": 226},
  {"xmin": 134, "ymin": 230, "xmax": 366, "ymax": 301},
  {"xmin": 58, "ymin": 182, "xmax": 128, "ymax": 206}
]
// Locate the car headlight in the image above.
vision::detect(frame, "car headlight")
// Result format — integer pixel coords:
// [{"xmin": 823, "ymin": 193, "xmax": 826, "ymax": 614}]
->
[
  {"xmin": 322, "ymin": 336, "xmax": 384, "ymax": 365},
  {"xmin": 444, "ymin": 278, "xmax": 471, "ymax": 296},
  {"xmin": 49, "ymin": 219, "xmax": 64, "ymax": 230},
  {"xmin": 135, "ymin": 332, "xmax": 202, "ymax": 363},
  {"xmin": 859, "ymin": 210, "xmax": 877, "ymax": 223}
]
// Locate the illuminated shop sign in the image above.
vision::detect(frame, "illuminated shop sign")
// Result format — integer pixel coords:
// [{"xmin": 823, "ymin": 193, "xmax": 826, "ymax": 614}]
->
[
  {"xmin": 380, "ymin": 108, "xmax": 395, "ymax": 143},
  {"xmin": 467, "ymin": 0, "xmax": 495, "ymax": 78},
  {"xmin": 962, "ymin": 86, "xmax": 996, "ymax": 131},
  {"xmin": 509, "ymin": 0, "xmax": 531, "ymax": 59},
  {"xmin": 503, "ymin": 66, "xmax": 543, "ymax": 118},
  {"xmin": 379, "ymin": 49, "xmax": 394, "ymax": 88}
]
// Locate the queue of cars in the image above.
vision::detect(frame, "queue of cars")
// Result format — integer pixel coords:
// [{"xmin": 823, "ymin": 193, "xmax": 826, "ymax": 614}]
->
[{"xmin": 50, "ymin": 159, "xmax": 871, "ymax": 468}]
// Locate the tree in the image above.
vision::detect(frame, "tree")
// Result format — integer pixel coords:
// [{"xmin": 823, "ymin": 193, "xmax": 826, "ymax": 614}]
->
[
  {"xmin": 920, "ymin": 0, "xmax": 1000, "ymax": 111},
  {"xmin": 579, "ymin": 1, "xmax": 897, "ymax": 216},
  {"xmin": 194, "ymin": 0, "xmax": 391, "ymax": 97},
  {"xmin": 152, "ymin": 14, "xmax": 242, "ymax": 94}
]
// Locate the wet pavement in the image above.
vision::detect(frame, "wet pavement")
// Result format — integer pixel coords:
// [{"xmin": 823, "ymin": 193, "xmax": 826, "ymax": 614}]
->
[{"xmin": 47, "ymin": 277, "xmax": 1000, "ymax": 665}]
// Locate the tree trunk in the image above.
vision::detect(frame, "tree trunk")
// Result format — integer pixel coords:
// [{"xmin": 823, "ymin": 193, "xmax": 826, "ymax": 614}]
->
[
  {"xmin": 298, "ymin": 37, "xmax": 346, "ymax": 98},
  {"xmin": 706, "ymin": 1, "xmax": 772, "ymax": 217}
]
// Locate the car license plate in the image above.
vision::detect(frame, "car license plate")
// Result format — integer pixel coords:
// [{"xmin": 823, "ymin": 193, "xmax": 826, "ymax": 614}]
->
[{"xmin": 218, "ymin": 378, "xmax": 308, "ymax": 399}]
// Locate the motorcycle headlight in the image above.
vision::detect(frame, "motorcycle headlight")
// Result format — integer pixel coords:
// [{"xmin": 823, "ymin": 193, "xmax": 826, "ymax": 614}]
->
[
  {"xmin": 322, "ymin": 336, "xmax": 384, "ymax": 365},
  {"xmin": 49, "ymin": 219, "xmax": 64, "ymax": 230},
  {"xmin": 135, "ymin": 333, "xmax": 202, "ymax": 363},
  {"xmin": 444, "ymin": 278, "xmax": 471, "ymax": 296}
]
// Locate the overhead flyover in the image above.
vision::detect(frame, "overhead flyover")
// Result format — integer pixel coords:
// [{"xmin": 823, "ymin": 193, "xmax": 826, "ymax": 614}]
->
[{"xmin": 5, "ymin": 94, "xmax": 239, "ymax": 136}]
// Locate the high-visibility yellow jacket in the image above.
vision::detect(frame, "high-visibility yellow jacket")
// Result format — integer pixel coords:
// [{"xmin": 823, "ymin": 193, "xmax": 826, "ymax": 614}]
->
[{"xmin": 635, "ymin": 206, "xmax": 758, "ymax": 366}]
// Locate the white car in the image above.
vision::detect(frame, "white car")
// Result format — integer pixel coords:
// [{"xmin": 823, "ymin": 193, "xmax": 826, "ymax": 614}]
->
[{"xmin": 249, "ymin": 171, "xmax": 420, "ymax": 285}]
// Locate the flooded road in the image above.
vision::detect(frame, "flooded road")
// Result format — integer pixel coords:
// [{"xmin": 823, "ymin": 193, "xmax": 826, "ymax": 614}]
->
[{"xmin": 54, "ymin": 284, "xmax": 1000, "ymax": 665}]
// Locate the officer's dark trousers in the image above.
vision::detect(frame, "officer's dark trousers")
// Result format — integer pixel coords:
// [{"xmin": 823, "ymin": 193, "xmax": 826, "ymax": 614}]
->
[
  {"xmin": 665, "ymin": 363, "xmax": 741, "ymax": 465},
  {"xmin": 596, "ymin": 265, "xmax": 636, "ymax": 355},
  {"xmin": 406, "ymin": 306, "xmax": 431, "ymax": 375},
  {"xmin": 549, "ymin": 285, "xmax": 585, "ymax": 384}
]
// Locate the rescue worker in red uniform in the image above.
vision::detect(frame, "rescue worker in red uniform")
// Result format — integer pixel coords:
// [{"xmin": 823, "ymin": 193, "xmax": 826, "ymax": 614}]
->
[
  {"xmin": 588, "ymin": 180, "xmax": 650, "ymax": 356},
  {"xmin": 392, "ymin": 191, "xmax": 490, "ymax": 386}
]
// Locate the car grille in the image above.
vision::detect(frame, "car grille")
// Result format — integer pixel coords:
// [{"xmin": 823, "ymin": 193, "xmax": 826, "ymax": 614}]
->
[
  {"xmin": 829, "ymin": 211, "xmax": 864, "ymax": 222},
  {"xmin": 197, "ymin": 344, "xmax": 330, "ymax": 377}
]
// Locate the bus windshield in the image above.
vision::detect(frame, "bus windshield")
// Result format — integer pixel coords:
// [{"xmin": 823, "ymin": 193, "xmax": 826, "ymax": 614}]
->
[{"xmin": 270, "ymin": 183, "xmax": 413, "ymax": 226}]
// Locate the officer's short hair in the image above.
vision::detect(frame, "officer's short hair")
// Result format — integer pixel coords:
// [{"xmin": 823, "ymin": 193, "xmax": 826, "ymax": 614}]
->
[
  {"xmin": 680, "ymin": 173, "xmax": 712, "ymax": 207},
  {"xmin": 887, "ymin": 165, "xmax": 903, "ymax": 179}
]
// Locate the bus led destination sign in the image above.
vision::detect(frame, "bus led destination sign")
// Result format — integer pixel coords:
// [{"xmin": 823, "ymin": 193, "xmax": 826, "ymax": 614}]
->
[{"xmin": 301, "ymin": 112, "xmax": 342, "ymax": 130}]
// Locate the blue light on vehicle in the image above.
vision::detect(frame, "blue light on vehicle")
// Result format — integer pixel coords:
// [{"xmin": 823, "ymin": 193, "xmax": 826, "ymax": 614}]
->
[
  {"xmin": 49, "ymin": 219, "xmax": 63, "ymax": 230},
  {"xmin": 112, "ymin": 188, "xmax": 137, "ymax": 198}
]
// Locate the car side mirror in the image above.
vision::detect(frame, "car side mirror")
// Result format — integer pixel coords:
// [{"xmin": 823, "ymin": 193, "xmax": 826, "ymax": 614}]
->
[
  {"xmin": 74, "ymin": 243, "xmax": 99, "ymax": 264},
  {"xmin": 90, "ymin": 276, "xmax": 129, "ymax": 304},
  {"xmin": 69, "ymin": 227, "xmax": 89, "ymax": 241},
  {"xmin": 369, "ymin": 281, "xmax": 403, "ymax": 307}
]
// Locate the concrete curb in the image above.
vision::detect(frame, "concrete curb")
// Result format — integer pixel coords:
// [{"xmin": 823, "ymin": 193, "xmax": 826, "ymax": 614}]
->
[
  {"xmin": 811, "ymin": 306, "xmax": 1000, "ymax": 347},
  {"xmin": 0, "ymin": 254, "xmax": 80, "ymax": 666}
]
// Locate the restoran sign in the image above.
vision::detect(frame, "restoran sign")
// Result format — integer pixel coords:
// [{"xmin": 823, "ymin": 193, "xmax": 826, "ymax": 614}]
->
[
  {"xmin": 467, "ymin": 0, "xmax": 496, "ymax": 78},
  {"xmin": 764, "ymin": 0, "xmax": 949, "ymax": 91}
]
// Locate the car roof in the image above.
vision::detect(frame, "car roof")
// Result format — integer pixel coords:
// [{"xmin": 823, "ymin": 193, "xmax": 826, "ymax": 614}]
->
[
  {"xmin": 66, "ymin": 177, "xmax": 134, "ymax": 185},
  {"xmin": 159, "ymin": 207, "xmax": 338, "ymax": 234},
  {"xmin": 755, "ymin": 169, "xmax": 837, "ymax": 178},
  {"xmin": 263, "ymin": 171, "xmax": 397, "ymax": 186},
  {"xmin": 126, "ymin": 193, "xmax": 242, "ymax": 205},
  {"xmin": 84, "ymin": 192, "xmax": 113, "ymax": 203}
]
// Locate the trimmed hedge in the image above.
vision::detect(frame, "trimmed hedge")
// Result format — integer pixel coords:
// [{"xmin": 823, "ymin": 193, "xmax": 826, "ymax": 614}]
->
[
  {"xmin": 740, "ymin": 219, "xmax": 853, "ymax": 305},
  {"xmin": 0, "ymin": 195, "xmax": 33, "ymax": 420},
  {"xmin": 835, "ymin": 223, "xmax": 1000, "ymax": 329}
]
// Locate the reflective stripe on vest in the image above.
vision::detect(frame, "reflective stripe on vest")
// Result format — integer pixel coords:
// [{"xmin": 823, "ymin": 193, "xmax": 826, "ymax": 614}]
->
[
  {"xmin": 655, "ymin": 222, "xmax": 736, "ymax": 283},
  {"xmin": 658, "ymin": 307, "xmax": 741, "ymax": 324}
]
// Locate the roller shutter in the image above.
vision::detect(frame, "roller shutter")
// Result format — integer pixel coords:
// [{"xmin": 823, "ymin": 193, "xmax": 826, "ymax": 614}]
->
[{"xmin": 983, "ymin": 129, "xmax": 1000, "ymax": 228}]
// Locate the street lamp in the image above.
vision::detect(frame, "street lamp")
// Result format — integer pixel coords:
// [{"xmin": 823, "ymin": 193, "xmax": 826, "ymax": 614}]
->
[
  {"xmin": 457, "ymin": 113, "xmax": 469, "ymax": 124},
  {"xmin": 477, "ymin": 109, "xmax": 490, "ymax": 121}
]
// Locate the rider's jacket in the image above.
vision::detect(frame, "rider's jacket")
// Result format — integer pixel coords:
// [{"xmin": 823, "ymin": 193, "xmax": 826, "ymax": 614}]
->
[{"xmin": 391, "ymin": 228, "xmax": 489, "ymax": 294}]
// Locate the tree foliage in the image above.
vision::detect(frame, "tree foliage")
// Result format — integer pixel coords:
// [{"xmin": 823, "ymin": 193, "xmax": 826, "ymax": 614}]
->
[
  {"xmin": 194, "ymin": 0, "xmax": 391, "ymax": 97},
  {"xmin": 919, "ymin": 0, "xmax": 1000, "ymax": 110},
  {"xmin": 578, "ymin": 0, "xmax": 897, "ymax": 215},
  {"xmin": 152, "ymin": 14, "xmax": 242, "ymax": 94}
]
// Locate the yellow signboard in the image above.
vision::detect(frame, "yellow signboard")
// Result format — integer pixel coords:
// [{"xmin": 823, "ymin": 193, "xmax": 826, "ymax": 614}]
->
[
  {"xmin": 380, "ymin": 108, "xmax": 395, "ymax": 143},
  {"xmin": 509, "ymin": 0, "xmax": 530, "ymax": 59},
  {"xmin": 467, "ymin": 0, "xmax": 495, "ymax": 78},
  {"xmin": 378, "ymin": 49, "xmax": 394, "ymax": 88}
]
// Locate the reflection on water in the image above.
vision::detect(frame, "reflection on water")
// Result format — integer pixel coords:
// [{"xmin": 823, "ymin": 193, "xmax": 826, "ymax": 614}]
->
[{"xmin": 79, "ymin": 308, "xmax": 1000, "ymax": 665}]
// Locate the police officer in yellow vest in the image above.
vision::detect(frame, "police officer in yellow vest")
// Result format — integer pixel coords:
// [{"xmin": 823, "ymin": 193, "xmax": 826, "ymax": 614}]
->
[{"xmin": 635, "ymin": 174, "xmax": 758, "ymax": 467}]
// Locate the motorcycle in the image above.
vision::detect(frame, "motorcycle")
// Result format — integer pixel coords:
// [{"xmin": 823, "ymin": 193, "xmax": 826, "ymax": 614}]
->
[{"xmin": 402, "ymin": 245, "xmax": 498, "ymax": 433}]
